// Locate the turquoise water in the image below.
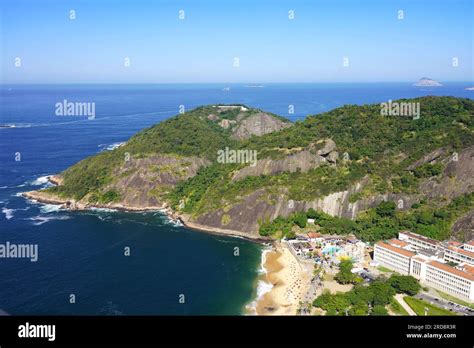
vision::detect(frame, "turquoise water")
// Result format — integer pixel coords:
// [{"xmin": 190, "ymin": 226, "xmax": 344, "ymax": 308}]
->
[{"xmin": 322, "ymin": 245, "xmax": 341, "ymax": 254}]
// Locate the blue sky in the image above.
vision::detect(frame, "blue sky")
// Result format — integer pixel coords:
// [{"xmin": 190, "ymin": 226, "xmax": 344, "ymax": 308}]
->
[{"xmin": 0, "ymin": 0, "xmax": 472, "ymax": 83}]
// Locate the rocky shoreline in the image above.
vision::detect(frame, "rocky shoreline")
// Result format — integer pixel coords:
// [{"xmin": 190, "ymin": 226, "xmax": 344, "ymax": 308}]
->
[{"xmin": 22, "ymin": 176, "xmax": 272, "ymax": 243}]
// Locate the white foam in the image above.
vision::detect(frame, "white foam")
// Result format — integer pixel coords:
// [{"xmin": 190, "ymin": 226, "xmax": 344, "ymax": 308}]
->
[
  {"xmin": 258, "ymin": 248, "xmax": 272, "ymax": 273},
  {"xmin": 2, "ymin": 208, "xmax": 14, "ymax": 220},
  {"xmin": 27, "ymin": 215, "xmax": 70, "ymax": 226},
  {"xmin": 98, "ymin": 142, "xmax": 125, "ymax": 152},
  {"xmin": 245, "ymin": 248, "xmax": 274, "ymax": 315},
  {"xmin": 107, "ymin": 142, "xmax": 125, "ymax": 150},
  {"xmin": 256, "ymin": 279, "xmax": 273, "ymax": 298},
  {"xmin": 163, "ymin": 216, "xmax": 183, "ymax": 227},
  {"xmin": 89, "ymin": 207, "xmax": 118, "ymax": 213},
  {"xmin": 39, "ymin": 204, "xmax": 63, "ymax": 213},
  {"xmin": 30, "ymin": 175, "xmax": 51, "ymax": 186}
]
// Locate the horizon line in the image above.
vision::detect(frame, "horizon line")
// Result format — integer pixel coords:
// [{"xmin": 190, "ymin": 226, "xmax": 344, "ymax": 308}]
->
[{"xmin": 2, "ymin": 80, "xmax": 474, "ymax": 85}]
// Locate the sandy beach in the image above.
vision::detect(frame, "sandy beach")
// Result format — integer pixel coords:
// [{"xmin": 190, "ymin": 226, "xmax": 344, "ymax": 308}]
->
[{"xmin": 255, "ymin": 242, "xmax": 312, "ymax": 315}]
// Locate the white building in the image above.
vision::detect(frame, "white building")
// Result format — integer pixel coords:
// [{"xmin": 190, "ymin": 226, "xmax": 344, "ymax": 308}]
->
[
  {"xmin": 464, "ymin": 241, "xmax": 474, "ymax": 253},
  {"xmin": 398, "ymin": 231, "xmax": 439, "ymax": 251},
  {"xmin": 410, "ymin": 256, "xmax": 474, "ymax": 302},
  {"xmin": 373, "ymin": 232, "xmax": 474, "ymax": 302},
  {"xmin": 373, "ymin": 240, "xmax": 415, "ymax": 275},
  {"xmin": 443, "ymin": 245, "xmax": 474, "ymax": 265}
]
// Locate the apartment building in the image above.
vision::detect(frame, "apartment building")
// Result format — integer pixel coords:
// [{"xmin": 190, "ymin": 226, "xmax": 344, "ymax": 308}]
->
[
  {"xmin": 373, "ymin": 232, "xmax": 474, "ymax": 302},
  {"xmin": 398, "ymin": 231, "xmax": 439, "ymax": 251},
  {"xmin": 373, "ymin": 241, "xmax": 414, "ymax": 275},
  {"xmin": 444, "ymin": 245, "xmax": 474, "ymax": 266}
]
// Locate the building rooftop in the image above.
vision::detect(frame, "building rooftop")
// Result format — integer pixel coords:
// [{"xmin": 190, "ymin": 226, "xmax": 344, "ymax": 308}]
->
[
  {"xmin": 307, "ymin": 232, "xmax": 321, "ymax": 238},
  {"xmin": 388, "ymin": 238, "xmax": 409, "ymax": 248},
  {"xmin": 447, "ymin": 246, "xmax": 474, "ymax": 258},
  {"xmin": 412, "ymin": 256, "xmax": 427, "ymax": 263},
  {"xmin": 399, "ymin": 231, "xmax": 439, "ymax": 246},
  {"xmin": 462, "ymin": 264, "xmax": 474, "ymax": 276},
  {"xmin": 428, "ymin": 261, "xmax": 474, "ymax": 281},
  {"xmin": 375, "ymin": 241, "xmax": 416, "ymax": 258}
]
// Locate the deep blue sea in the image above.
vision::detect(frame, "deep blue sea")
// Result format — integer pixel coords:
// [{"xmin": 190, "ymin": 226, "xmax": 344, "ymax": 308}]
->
[{"xmin": 0, "ymin": 83, "xmax": 473, "ymax": 315}]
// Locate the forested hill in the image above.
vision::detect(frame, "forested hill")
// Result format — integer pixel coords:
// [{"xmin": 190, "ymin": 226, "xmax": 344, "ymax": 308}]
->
[{"xmin": 34, "ymin": 96, "xmax": 474, "ymax": 242}]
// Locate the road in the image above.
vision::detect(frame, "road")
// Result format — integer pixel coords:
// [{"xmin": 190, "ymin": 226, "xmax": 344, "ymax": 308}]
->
[{"xmin": 415, "ymin": 293, "xmax": 474, "ymax": 316}]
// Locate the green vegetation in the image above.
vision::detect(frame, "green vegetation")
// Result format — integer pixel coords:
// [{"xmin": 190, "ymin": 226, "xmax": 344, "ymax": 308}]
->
[
  {"xmin": 387, "ymin": 275, "xmax": 421, "ymax": 296},
  {"xmin": 258, "ymin": 212, "xmax": 308, "ymax": 238},
  {"xmin": 371, "ymin": 305, "xmax": 389, "ymax": 316},
  {"xmin": 259, "ymin": 193, "xmax": 474, "ymax": 242},
  {"xmin": 313, "ymin": 274, "xmax": 421, "ymax": 316},
  {"xmin": 389, "ymin": 298, "xmax": 409, "ymax": 315},
  {"xmin": 377, "ymin": 266, "xmax": 394, "ymax": 273},
  {"xmin": 335, "ymin": 260, "xmax": 360, "ymax": 285},
  {"xmin": 413, "ymin": 163, "xmax": 444, "ymax": 178},
  {"xmin": 404, "ymin": 296, "xmax": 455, "ymax": 316},
  {"xmin": 41, "ymin": 97, "xmax": 474, "ymax": 245},
  {"xmin": 435, "ymin": 290, "xmax": 474, "ymax": 309},
  {"xmin": 168, "ymin": 96, "xmax": 473, "ymax": 220}
]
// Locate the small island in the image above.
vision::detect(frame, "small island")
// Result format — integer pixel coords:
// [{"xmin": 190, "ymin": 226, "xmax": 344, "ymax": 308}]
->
[{"xmin": 413, "ymin": 77, "xmax": 442, "ymax": 87}]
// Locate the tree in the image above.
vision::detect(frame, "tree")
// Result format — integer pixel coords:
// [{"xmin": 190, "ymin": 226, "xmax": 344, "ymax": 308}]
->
[
  {"xmin": 376, "ymin": 201, "xmax": 396, "ymax": 217},
  {"xmin": 306, "ymin": 208, "xmax": 319, "ymax": 219},
  {"xmin": 313, "ymin": 291, "xmax": 350, "ymax": 315},
  {"xmin": 349, "ymin": 302, "xmax": 369, "ymax": 316},
  {"xmin": 368, "ymin": 281, "xmax": 396, "ymax": 306},
  {"xmin": 335, "ymin": 259, "xmax": 356, "ymax": 284},
  {"xmin": 388, "ymin": 275, "xmax": 421, "ymax": 296},
  {"xmin": 313, "ymin": 291, "xmax": 332, "ymax": 310},
  {"xmin": 292, "ymin": 212, "xmax": 307, "ymax": 228},
  {"xmin": 371, "ymin": 305, "xmax": 388, "ymax": 316}
]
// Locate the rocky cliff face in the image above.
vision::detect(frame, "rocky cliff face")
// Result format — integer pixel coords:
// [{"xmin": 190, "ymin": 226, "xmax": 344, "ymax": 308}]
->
[
  {"xmin": 232, "ymin": 139, "xmax": 338, "ymax": 181},
  {"xmin": 192, "ymin": 178, "xmax": 420, "ymax": 237},
  {"xmin": 23, "ymin": 98, "xmax": 474, "ymax": 241},
  {"xmin": 231, "ymin": 112, "xmax": 292, "ymax": 140},
  {"xmin": 420, "ymin": 146, "xmax": 474, "ymax": 201},
  {"xmin": 192, "ymin": 146, "xmax": 474, "ymax": 238},
  {"xmin": 451, "ymin": 210, "xmax": 474, "ymax": 241},
  {"xmin": 102, "ymin": 154, "xmax": 210, "ymax": 208}
]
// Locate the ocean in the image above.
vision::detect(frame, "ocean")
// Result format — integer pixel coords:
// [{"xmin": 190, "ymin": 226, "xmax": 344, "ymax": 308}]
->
[{"xmin": 0, "ymin": 82, "xmax": 473, "ymax": 315}]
